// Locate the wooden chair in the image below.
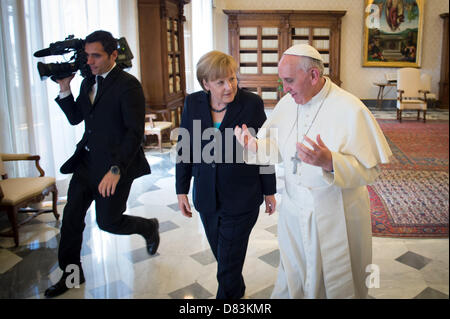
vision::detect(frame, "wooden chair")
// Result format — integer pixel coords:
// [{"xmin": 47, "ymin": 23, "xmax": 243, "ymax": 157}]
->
[
  {"xmin": 420, "ymin": 73, "xmax": 437, "ymax": 108},
  {"xmin": 144, "ymin": 113, "xmax": 173, "ymax": 152},
  {"xmin": 0, "ymin": 153, "xmax": 59, "ymax": 246},
  {"xmin": 396, "ymin": 68, "xmax": 429, "ymax": 122}
]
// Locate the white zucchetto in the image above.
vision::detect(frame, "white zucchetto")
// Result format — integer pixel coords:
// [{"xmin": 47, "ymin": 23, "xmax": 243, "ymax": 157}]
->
[{"xmin": 283, "ymin": 44, "xmax": 323, "ymax": 62}]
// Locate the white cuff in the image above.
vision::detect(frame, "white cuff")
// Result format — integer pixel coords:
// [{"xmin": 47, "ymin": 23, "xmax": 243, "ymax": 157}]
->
[{"xmin": 321, "ymin": 167, "xmax": 335, "ymax": 185}]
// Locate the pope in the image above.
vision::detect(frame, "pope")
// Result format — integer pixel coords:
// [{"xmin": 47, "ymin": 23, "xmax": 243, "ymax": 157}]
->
[{"xmin": 234, "ymin": 44, "xmax": 392, "ymax": 299}]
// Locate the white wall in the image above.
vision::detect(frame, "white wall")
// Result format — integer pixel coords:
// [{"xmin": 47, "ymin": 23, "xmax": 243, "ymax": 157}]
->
[{"xmin": 212, "ymin": 0, "xmax": 449, "ymax": 100}]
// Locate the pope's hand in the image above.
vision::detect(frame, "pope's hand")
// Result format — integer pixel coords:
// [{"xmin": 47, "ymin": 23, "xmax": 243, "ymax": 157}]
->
[
  {"xmin": 296, "ymin": 134, "xmax": 333, "ymax": 172},
  {"xmin": 234, "ymin": 124, "xmax": 258, "ymax": 153},
  {"xmin": 177, "ymin": 194, "xmax": 192, "ymax": 218}
]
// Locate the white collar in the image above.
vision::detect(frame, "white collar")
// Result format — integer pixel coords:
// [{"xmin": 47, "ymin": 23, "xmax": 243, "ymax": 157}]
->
[
  {"xmin": 303, "ymin": 77, "xmax": 330, "ymax": 107},
  {"xmin": 98, "ymin": 63, "xmax": 116, "ymax": 79}
]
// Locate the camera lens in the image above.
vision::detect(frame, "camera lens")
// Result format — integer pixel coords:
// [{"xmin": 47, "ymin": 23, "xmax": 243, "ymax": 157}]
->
[{"xmin": 37, "ymin": 61, "xmax": 77, "ymax": 80}]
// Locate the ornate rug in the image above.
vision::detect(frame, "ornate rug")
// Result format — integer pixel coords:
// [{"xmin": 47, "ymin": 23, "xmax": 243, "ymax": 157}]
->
[{"xmin": 369, "ymin": 120, "xmax": 449, "ymax": 238}]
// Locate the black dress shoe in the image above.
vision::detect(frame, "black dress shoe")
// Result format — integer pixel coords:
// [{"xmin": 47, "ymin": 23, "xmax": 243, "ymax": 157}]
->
[
  {"xmin": 44, "ymin": 269, "xmax": 85, "ymax": 298},
  {"xmin": 144, "ymin": 218, "xmax": 160, "ymax": 255}
]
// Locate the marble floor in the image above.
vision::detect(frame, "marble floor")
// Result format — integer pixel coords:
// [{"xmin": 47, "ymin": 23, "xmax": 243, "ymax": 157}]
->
[{"xmin": 0, "ymin": 109, "xmax": 448, "ymax": 300}]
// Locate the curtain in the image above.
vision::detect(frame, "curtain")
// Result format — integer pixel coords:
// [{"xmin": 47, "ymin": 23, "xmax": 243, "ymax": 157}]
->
[
  {"xmin": 184, "ymin": 0, "xmax": 213, "ymax": 94},
  {"xmin": 0, "ymin": 0, "xmax": 140, "ymax": 197},
  {"xmin": 0, "ymin": 0, "xmax": 48, "ymax": 178}
]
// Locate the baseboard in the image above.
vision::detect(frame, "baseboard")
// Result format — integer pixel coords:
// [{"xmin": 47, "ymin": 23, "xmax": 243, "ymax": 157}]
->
[
  {"xmin": 361, "ymin": 99, "xmax": 445, "ymax": 110},
  {"xmin": 361, "ymin": 99, "xmax": 396, "ymax": 110}
]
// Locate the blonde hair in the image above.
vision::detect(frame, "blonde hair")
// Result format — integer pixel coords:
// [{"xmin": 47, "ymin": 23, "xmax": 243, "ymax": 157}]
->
[{"xmin": 196, "ymin": 51, "xmax": 238, "ymax": 91}]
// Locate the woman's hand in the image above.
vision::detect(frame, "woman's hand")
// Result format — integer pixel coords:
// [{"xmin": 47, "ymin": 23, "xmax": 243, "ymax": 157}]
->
[
  {"xmin": 264, "ymin": 195, "xmax": 277, "ymax": 215},
  {"xmin": 177, "ymin": 194, "xmax": 192, "ymax": 218}
]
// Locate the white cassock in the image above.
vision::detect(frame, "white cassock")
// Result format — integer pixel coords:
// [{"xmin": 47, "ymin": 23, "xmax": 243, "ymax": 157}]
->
[{"xmin": 245, "ymin": 77, "xmax": 392, "ymax": 299}]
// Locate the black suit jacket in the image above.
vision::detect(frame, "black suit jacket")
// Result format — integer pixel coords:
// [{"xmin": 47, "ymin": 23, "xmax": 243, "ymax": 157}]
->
[
  {"xmin": 175, "ymin": 89, "xmax": 276, "ymax": 214},
  {"xmin": 55, "ymin": 66, "xmax": 150, "ymax": 184}
]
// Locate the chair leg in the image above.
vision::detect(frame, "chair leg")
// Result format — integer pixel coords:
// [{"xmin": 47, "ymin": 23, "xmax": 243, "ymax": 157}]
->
[
  {"xmin": 417, "ymin": 110, "xmax": 420, "ymax": 121},
  {"xmin": 423, "ymin": 110, "xmax": 426, "ymax": 122},
  {"xmin": 51, "ymin": 184, "xmax": 60, "ymax": 220},
  {"xmin": 398, "ymin": 110, "xmax": 402, "ymax": 122},
  {"xmin": 6, "ymin": 207, "xmax": 19, "ymax": 247}
]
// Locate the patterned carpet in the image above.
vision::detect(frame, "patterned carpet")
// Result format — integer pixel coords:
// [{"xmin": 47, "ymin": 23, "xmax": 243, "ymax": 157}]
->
[{"xmin": 369, "ymin": 120, "xmax": 449, "ymax": 238}]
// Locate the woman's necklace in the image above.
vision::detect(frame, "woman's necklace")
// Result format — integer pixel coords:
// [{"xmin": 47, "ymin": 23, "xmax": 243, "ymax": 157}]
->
[
  {"xmin": 210, "ymin": 104, "xmax": 228, "ymax": 113},
  {"xmin": 291, "ymin": 84, "xmax": 331, "ymax": 175}
]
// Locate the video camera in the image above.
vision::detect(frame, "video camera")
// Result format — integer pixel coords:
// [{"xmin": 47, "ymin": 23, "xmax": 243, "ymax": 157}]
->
[{"xmin": 34, "ymin": 35, "xmax": 134, "ymax": 81}]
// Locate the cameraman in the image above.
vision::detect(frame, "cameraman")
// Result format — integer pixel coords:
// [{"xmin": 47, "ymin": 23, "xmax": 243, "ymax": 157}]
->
[{"xmin": 45, "ymin": 30, "xmax": 160, "ymax": 298}]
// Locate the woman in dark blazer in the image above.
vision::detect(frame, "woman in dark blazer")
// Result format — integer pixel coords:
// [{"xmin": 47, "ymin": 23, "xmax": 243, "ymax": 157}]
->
[{"xmin": 176, "ymin": 51, "xmax": 277, "ymax": 299}]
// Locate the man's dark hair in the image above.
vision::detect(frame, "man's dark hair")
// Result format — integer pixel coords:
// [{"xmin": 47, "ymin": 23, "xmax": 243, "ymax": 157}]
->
[{"xmin": 85, "ymin": 30, "xmax": 117, "ymax": 56}]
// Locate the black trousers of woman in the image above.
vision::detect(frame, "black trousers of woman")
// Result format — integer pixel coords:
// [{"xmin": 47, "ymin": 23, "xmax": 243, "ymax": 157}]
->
[{"xmin": 199, "ymin": 206, "xmax": 259, "ymax": 299}]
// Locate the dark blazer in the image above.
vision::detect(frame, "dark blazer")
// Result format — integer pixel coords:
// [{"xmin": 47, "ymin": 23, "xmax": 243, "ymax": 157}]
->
[
  {"xmin": 55, "ymin": 66, "xmax": 150, "ymax": 183},
  {"xmin": 175, "ymin": 89, "xmax": 276, "ymax": 214}
]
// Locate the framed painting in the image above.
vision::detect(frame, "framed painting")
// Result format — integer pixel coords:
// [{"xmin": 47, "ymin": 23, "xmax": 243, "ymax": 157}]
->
[{"xmin": 363, "ymin": 0, "xmax": 424, "ymax": 67}]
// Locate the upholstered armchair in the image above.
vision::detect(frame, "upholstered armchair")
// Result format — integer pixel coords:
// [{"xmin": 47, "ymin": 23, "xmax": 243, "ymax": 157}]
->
[
  {"xmin": 396, "ymin": 68, "xmax": 429, "ymax": 122},
  {"xmin": 0, "ymin": 153, "xmax": 59, "ymax": 246},
  {"xmin": 144, "ymin": 113, "xmax": 173, "ymax": 152},
  {"xmin": 420, "ymin": 73, "xmax": 437, "ymax": 108}
]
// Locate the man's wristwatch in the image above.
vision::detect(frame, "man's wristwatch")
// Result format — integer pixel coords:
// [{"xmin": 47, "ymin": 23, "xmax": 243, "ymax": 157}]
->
[{"xmin": 110, "ymin": 165, "xmax": 121, "ymax": 175}]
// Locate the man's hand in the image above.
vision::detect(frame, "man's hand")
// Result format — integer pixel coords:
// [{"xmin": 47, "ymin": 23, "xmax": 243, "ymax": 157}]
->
[
  {"xmin": 234, "ymin": 124, "xmax": 258, "ymax": 153},
  {"xmin": 264, "ymin": 195, "xmax": 277, "ymax": 215},
  {"xmin": 98, "ymin": 171, "xmax": 121, "ymax": 197},
  {"xmin": 177, "ymin": 194, "xmax": 192, "ymax": 218},
  {"xmin": 56, "ymin": 74, "xmax": 75, "ymax": 92},
  {"xmin": 296, "ymin": 134, "xmax": 333, "ymax": 172}
]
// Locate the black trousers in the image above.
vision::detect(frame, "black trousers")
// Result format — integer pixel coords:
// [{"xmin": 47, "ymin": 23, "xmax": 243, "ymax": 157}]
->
[
  {"xmin": 199, "ymin": 207, "xmax": 259, "ymax": 299},
  {"xmin": 58, "ymin": 151, "xmax": 149, "ymax": 271}
]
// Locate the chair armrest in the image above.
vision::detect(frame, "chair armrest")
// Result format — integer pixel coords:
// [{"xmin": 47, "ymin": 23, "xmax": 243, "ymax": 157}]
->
[
  {"xmin": 145, "ymin": 114, "xmax": 158, "ymax": 120},
  {"xmin": 0, "ymin": 153, "xmax": 45, "ymax": 177},
  {"xmin": 418, "ymin": 89, "xmax": 429, "ymax": 101},
  {"xmin": 1, "ymin": 153, "xmax": 33, "ymax": 161},
  {"xmin": 397, "ymin": 89, "xmax": 404, "ymax": 101},
  {"xmin": 145, "ymin": 113, "xmax": 158, "ymax": 128}
]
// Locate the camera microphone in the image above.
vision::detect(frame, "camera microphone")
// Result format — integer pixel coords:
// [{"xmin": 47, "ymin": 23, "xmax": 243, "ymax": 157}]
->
[{"xmin": 34, "ymin": 48, "xmax": 52, "ymax": 57}]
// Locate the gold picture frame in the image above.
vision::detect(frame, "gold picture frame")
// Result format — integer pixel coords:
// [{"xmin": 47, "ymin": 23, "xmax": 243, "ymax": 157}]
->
[{"xmin": 363, "ymin": 0, "xmax": 424, "ymax": 67}]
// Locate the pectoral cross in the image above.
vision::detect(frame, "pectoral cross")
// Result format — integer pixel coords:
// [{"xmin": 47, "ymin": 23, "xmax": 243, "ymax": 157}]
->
[{"xmin": 291, "ymin": 153, "xmax": 302, "ymax": 174}]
